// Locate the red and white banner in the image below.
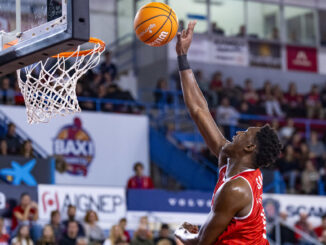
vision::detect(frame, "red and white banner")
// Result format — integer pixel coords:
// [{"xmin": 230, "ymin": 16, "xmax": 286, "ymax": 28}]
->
[
  {"xmin": 287, "ymin": 45, "xmax": 318, "ymax": 73},
  {"xmin": 38, "ymin": 185, "xmax": 126, "ymax": 229}
]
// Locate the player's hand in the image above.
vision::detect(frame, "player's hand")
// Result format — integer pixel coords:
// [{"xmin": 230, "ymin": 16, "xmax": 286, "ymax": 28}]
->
[
  {"xmin": 176, "ymin": 21, "xmax": 197, "ymax": 56},
  {"xmin": 182, "ymin": 222, "xmax": 199, "ymax": 234}
]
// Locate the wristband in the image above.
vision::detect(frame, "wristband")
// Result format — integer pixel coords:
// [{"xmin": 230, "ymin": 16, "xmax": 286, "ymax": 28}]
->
[{"xmin": 178, "ymin": 55, "xmax": 190, "ymax": 71}]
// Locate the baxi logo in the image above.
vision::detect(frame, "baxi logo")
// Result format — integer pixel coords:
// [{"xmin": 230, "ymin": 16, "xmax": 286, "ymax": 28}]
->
[{"xmin": 53, "ymin": 117, "xmax": 95, "ymax": 176}]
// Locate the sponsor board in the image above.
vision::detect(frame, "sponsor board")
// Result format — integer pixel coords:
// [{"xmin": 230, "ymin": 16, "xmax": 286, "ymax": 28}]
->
[
  {"xmin": 0, "ymin": 106, "xmax": 149, "ymax": 186},
  {"xmin": 38, "ymin": 185, "xmax": 126, "ymax": 229},
  {"xmin": 249, "ymin": 41, "xmax": 281, "ymax": 69},
  {"xmin": 263, "ymin": 193, "xmax": 326, "ymax": 226},
  {"xmin": 287, "ymin": 45, "xmax": 318, "ymax": 73},
  {"xmin": 0, "ymin": 156, "xmax": 53, "ymax": 185}
]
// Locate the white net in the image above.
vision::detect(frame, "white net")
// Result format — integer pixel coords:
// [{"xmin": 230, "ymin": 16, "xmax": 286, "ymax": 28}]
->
[{"xmin": 17, "ymin": 40, "xmax": 105, "ymax": 124}]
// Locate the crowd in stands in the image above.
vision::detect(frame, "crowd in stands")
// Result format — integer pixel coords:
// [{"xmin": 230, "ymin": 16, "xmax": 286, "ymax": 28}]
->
[
  {"xmin": 159, "ymin": 70, "xmax": 326, "ymax": 195},
  {"xmin": 0, "ymin": 51, "xmax": 140, "ymax": 114},
  {"xmin": 269, "ymin": 211, "xmax": 326, "ymax": 245},
  {"xmin": 0, "ymin": 192, "xmax": 178, "ymax": 245},
  {"xmin": 0, "ymin": 122, "xmax": 34, "ymax": 159}
]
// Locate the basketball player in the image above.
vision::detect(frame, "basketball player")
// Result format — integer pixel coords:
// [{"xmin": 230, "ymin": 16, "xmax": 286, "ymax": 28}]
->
[{"xmin": 174, "ymin": 21, "xmax": 282, "ymax": 244}]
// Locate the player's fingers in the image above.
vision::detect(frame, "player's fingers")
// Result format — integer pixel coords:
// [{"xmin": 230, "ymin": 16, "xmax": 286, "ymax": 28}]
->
[
  {"xmin": 187, "ymin": 21, "xmax": 197, "ymax": 35},
  {"xmin": 177, "ymin": 32, "xmax": 182, "ymax": 42},
  {"xmin": 181, "ymin": 29, "xmax": 187, "ymax": 38}
]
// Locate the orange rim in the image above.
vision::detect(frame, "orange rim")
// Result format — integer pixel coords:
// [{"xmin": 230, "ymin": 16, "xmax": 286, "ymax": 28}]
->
[{"xmin": 53, "ymin": 37, "xmax": 106, "ymax": 58}]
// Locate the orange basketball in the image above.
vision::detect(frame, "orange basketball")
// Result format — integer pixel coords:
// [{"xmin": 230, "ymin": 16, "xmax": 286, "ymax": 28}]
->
[{"xmin": 134, "ymin": 2, "xmax": 179, "ymax": 47}]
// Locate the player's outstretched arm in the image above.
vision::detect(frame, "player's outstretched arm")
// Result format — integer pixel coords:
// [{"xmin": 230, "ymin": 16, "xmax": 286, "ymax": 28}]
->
[
  {"xmin": 176, "ymin": 21, "xmax": 229, "ymax": 160},
  {"xmin": 175, "ymin": 178, "xmax": 251, "ymax": 245}
]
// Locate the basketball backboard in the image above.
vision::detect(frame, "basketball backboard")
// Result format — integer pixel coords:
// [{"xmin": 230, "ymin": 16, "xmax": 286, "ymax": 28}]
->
[{"xmin": 0, "ymin": 0, "xmax": 90, "ymax": 76}]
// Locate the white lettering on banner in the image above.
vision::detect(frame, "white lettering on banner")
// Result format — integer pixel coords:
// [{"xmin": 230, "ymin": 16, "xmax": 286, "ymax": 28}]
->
[
  {"xmin": 54, "ymin": 140, "xmax": 94, "ymax": 156},
  {"xmin": 293, "ymin": 51, "xmax": 312, "ymax": 67},
  {"xmin": 168, "ymin": 198, "xmax": 211, "ymax": 208},
  {"xmin": 0, "ymin": 193, "xmax": 5, "ymax": 209},
  {"xmin": 38, "ymin": 185, "xmax": 126, "ymax": 229}
]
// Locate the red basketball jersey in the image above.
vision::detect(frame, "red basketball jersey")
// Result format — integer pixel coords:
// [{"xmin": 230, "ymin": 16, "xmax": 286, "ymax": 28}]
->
[{"xmin": 211, "ymin": 165, "xmax": 269, "ymax": 245}]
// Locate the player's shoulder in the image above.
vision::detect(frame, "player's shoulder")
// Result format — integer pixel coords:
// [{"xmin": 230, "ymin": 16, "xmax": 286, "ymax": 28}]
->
[{"xmin": 217, "ymin": 177, "xmax": 252, "ymax": 202}]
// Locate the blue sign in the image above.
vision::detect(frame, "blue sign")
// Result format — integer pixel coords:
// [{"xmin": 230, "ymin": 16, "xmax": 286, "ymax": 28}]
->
[{"xmin": 128, "ymin": 189, "xmax": 212, "ymax": 213}]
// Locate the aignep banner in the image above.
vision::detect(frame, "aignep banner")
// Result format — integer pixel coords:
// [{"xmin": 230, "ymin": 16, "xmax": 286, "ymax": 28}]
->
[{"xmin": 38, "ymin": 184, "xmax": 126, "ymax": 229}]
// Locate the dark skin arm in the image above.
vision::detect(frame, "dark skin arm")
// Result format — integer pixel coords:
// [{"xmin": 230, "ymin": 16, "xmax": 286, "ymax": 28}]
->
[
  {"xmin": 176, "ymin": 21, "xmax": 229, "ymax": 168},
  {"xmin": 175, "ymin": 178, "xmax": 252, "ymax": 245}
]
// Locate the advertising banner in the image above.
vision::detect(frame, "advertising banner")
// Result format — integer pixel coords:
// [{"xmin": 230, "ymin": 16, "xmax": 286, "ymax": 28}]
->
[
  {"xmin": 211, "ymin": 36, "xmax": 249, "ymax": 66},
  {"xmin": 0, "ymin": 156, "xmax": 54, "ymax": 186},
  {"xmin": 38, "ymin": 185, "xmax": 126, "ymax": 229},
  {"xmin": 127, "ymin": 189, "xmax": 212, "ymax": 229},
  {"xmin": 263, "ymin": 193, "xmax": 326, "ymax": 227},
  {"xmin": 287, "ymin": 45, "xmax": 318, "ymax": 73},
  {"xmin": 168, "ymin": 35, "xmax": 248, "ymax": 66},
  {"xmin": 249, "ymin": 41, "xmax": 281, "ymax": 69},
  {"xmin": 0, "ymin": 185, "xmax": 37, "ymax": 218},
  {"xmin": 0, "ymin": 106, "xmax": 149, "ymax": 187}
]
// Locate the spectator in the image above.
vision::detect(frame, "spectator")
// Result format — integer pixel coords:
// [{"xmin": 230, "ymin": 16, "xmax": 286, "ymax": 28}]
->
[
  {"xmin": 62, "ymin": 205, "xmax": 85, "ymax": 237},
  {"xmin": 11, "ymin": 193, "xmax": 40, "ymax": 240},
  {"xmin": 0, "ymin": 217, "xmax": 9, "ymax": 245},
  {"xmin": 284, "ymin": 82, "xmax": 303, "ymax": 117},
  {"xmin": 59, "ymin": 221, "xmax": 79, "ymax": 245},
  {"xmin": 243, "ymin": 79, "xmax": 259, "ymax": 109},
  {"xmin": 21, "ymin": 140, "xmax": 34, "ymax": 158},
  {"xmin": 11, "ymin": 225, "xmax": 34, "ymax": 245},
  {"xmin": 270, "ymin": 212, "xmax": 295, "ymax": 244},
  {"xmin": 271, "ymin": 27, "xmax": 279, "ymax": 40},
  {"xmin": 236, "ymin": 25, "xmax": 246, "ymax": 37},
  {"xmin": 103, "ymin": 225, "xmax": 128, "ymax": 245},
  {"xmin": 308, "ymin": 131, "xmax": 325, "ymax": 160},
  {"xmin": 13, "ymin": 81, "xmax": 24, "ymax": 106},
  {"xmin": 277, "ymin": 145, "xmax": 298, "ymax": 193},
  {"xmin": 279, "ymin": 118, "xmax": 295, "ymax": 143},
  {"xmin": 76, "ymin": 237, "xmax": 88, "ymax": 245},
  {"xmin": 49, "ymin": 210, "xmax": 64, "ymax": 243},
  {"xmin": 154, "ymin": 79, "xmax": 173, "ymax": 106},
  {"xmin": 320, "ymin": 230, "xmax": 326, "ymax": 245},
  {"xmin": 0, "ymin": 77, "xmax": 15, "ymax": 105},
  {"xmin": 321, "ymin": 82, "xmax": 326, "ymax": 117},
  {"xmin": 131, "ymin": 218, "xmax": 153, "ymax": 245},
  {"xmin": 36, "ymin": 225, "xmax": 56, "ymax": 245},
  {"xmin": 211, "ymin": 22, "xmax": 224, "ymax": 35},
  {"xmin": 127, "ymin": 162, "xmax": 154, "ymax": 189},
  {"xmin": 216, "ymin": 97, "xmax": 239, "ymax": 140},
  {"xmin": 301, "ymin": 160, "xmax": 319, "ymax": 194},
  {"xmin": 314, "ymin": 215, "xmax": 326, "ymax": 239},
  {"xmin": 295, "ymin": 212, "xmax": 316, "ymax": 243},
  {"xmin": 260, "ymin": 81, "xmax": 284, "ymax": 117},
  {"xmin": 194, "ymin": 70, "xmax": 217, "ymax": 107},
  {"xmin": 209, "ymin": 72, "xmax": 223, "ymax": 98},
  {"xmin": 100, "ymin": 51, "xmax": 117, "ymax": 81},
  {"xmin": 5, "ymin": 123, "xmax": 21, "ymax": 155},
  {"xmin": 154, "ymin": 224, "xmax": 176, "ymax": 245},
  {"xmin": 83, "ymin": 210, "xmax": 105, "ymax": 244},
  {"xmin": 306, "ymin": 84, "xmax": 323, "ymax": 119},
  {"xmin": 119, "ymin": 218, "xmax": 131, "ymax": 243},
  {"xmin": 224, "ymin": 77, "xmax": 240, "ymax": 107},
  {"xmin": 0, "ymin": 140, "xmax": 8, "ymax": 156}
]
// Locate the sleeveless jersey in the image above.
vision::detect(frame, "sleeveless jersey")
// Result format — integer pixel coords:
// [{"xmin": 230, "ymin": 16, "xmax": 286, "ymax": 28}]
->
[{"xmin": 211, "ymin": 165, "xmax": 269, "ymax": 245}]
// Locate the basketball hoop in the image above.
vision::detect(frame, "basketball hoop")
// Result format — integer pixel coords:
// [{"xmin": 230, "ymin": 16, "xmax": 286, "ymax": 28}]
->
[{"xmin": 17, "ymin": 37, "xmax": 106, "ymax": 124}]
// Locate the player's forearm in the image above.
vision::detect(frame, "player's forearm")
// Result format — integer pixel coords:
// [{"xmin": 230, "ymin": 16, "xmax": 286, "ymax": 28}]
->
[{"xmin": 178, "ymin": 57, "xmax": 209, "ymax": 114}]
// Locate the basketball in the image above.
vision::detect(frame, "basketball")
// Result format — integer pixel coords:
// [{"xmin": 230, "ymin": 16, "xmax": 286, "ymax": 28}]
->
[{"xmin": 134, "ymin": 2, "xmax": 178, "ymax": 47}]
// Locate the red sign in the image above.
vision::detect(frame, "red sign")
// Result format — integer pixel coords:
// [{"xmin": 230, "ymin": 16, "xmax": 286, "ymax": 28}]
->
[{"xmin": 287, "ymin": 46, "xmax": 318, "ymax": 73}]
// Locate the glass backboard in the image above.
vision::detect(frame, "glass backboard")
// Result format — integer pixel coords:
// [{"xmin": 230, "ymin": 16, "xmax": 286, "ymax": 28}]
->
[{"xmin": 0, "ymin": 0, "xmax": 90, "ymax": 76}]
